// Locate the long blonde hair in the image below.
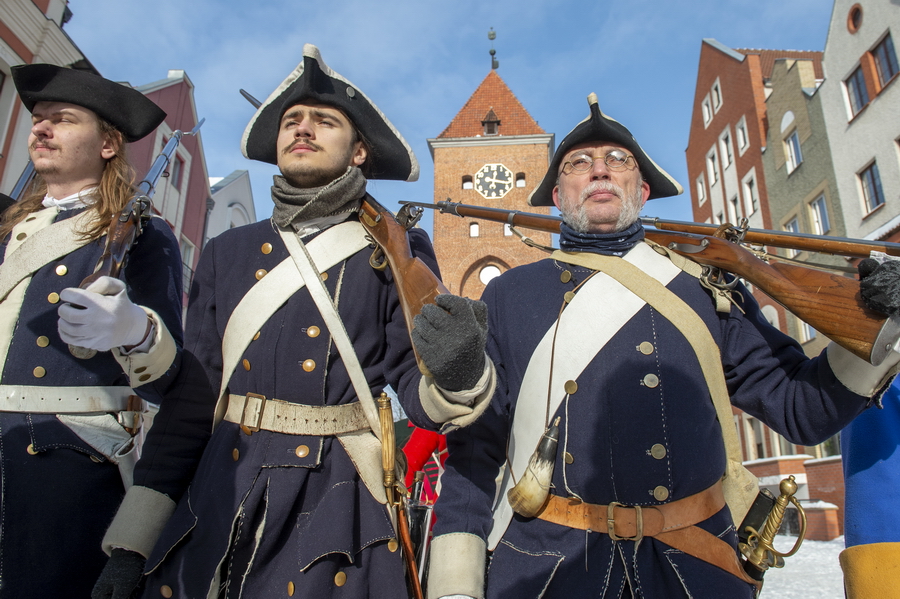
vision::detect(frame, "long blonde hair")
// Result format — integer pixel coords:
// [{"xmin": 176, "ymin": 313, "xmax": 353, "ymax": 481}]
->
[{"xmin": 0, "ymin": 117, "xmax": 137, "ymax": 242}]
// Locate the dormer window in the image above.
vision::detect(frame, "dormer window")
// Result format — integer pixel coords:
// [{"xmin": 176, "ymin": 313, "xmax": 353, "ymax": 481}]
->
[{"xmin": 482, "ymin": 108, "xmax": 500, "ymax": 136}]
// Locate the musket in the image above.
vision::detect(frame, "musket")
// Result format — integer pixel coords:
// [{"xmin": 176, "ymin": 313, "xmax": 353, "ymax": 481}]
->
[
  {"xmin": 68, "ymin": 119, "xmax": 205, "ymax": 359},
  {"xmin": 401, "ymin": 199, "xmax": 899, "ymax": 366}
]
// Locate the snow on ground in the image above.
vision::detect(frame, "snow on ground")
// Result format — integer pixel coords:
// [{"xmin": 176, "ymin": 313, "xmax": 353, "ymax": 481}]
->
[{"xmin": 756, "ymin": 535, "xmax": 845, "ymax": 598}]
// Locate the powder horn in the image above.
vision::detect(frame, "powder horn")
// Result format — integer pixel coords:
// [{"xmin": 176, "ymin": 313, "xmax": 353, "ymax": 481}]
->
[{"xmin": 507, "ymin": 416, "xmax": 561, "ymax": 518}]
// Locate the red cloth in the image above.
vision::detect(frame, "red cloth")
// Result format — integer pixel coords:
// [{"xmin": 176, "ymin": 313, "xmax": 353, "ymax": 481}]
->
[{"xmin": 402, "ymin": 425, "xmax": 447, "ymax": 502}]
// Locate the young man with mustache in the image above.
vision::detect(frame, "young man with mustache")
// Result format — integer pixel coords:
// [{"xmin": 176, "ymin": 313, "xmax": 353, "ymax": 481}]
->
[
  {"xmin": 0, "ymin": 64, "xmax": 182, "ymax": 598},
  {"xmin": 93, "ymin": 45, "xmax": 494, "ymax": 599},
  {"xmin": 426, "ymin": 94, "xmax": 900, "ymax": 599}
]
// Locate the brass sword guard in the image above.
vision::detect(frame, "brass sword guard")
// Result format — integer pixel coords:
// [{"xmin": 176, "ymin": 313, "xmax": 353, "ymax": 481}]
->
[{"xmin": 739, "ymin": 475, "xmax": 807, "ymax": 574}]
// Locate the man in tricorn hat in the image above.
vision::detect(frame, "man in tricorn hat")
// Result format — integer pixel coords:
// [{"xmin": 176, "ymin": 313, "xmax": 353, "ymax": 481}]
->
[
  {"xmin": 0, "ymin": 64, "xmax": 183, "ymax": 597},
  {"xmin": 425, "ymin": 94, "xmax": 900, "ymax": 599},
  {"xmin": 93, "ymin": 44, "xmax": 494, "ymax": 599}
]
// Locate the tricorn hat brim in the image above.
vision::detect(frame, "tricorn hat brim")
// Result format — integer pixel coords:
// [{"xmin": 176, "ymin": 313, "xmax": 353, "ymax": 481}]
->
[
  {"xmin": 528, "ymin": 93, "xmax": 683, "ymax": 206},
  {"xmin": 241, "ymin": 44, "xmax": 418, "ymax": 182},
  {"xmin": 12, "ymin": 64, "xmax": 166, "ymax": 143}
]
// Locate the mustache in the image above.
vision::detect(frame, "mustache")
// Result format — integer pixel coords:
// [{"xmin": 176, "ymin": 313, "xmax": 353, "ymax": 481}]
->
[
  {"xmin": 581, "ymin": 181, "xmax": 623, "ymax": 201},
  {"xmin": 281, "ymin": 139, "xmax": 323, "ymax": 155},
  {"xmin": 30, "ymin": 141, "xmax": 58, "ymax": 151}
]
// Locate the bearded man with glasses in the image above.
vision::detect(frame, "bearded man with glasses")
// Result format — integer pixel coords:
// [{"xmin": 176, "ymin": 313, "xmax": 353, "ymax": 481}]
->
[{"xmin": 424, "ymin": 94, "xmax": 900, "ymax": 599}]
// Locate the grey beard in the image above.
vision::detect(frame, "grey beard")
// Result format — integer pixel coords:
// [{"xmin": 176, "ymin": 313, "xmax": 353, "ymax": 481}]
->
[{"xmin": 559, "ymin": 181, "xmax": 643, "ymax": 234}]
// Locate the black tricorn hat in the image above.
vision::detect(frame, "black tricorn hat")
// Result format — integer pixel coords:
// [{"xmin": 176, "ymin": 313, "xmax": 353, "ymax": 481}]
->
[
  {"xmin": 529, "ymin": 93, "xmax": 683, "ymax": 206},
  {"xmin": 241, "ymin": 44, "xmax": 418, "ymax": 181},
  {"xmin": 11, "ymin": 63, "xmax": 166, "ymax": 143}
]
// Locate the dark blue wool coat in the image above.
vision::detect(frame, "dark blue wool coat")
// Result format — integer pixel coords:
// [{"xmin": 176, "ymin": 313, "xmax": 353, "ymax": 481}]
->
[
  {"xmin": 434, "ymin": 252, "xmax": 870, "ymax": 599},
  {"xmin": 136, "ymin": 209, "xmax": 436, "ymax": 599},
  {"xmin": 0, "ymin": 208, "xmax": 183, "ymax": 599}
]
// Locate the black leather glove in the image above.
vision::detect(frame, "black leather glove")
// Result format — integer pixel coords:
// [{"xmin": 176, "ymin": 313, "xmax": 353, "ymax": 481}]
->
[
  {"xmin": 92, "ymin": 548, "xmax": 146, "ymax": 599},
  {"xmin": 412, "ymin": 294, "xmax": 488, "ymax": 392},
  {"xmin": 859, "ymin": 258, "xmax": 900, "ymax": 316}
]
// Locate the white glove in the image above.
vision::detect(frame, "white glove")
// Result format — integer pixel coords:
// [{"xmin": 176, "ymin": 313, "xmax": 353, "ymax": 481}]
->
[{"xmin": 58, "ymin": 276, "xmax": 150, "ymax": 351}]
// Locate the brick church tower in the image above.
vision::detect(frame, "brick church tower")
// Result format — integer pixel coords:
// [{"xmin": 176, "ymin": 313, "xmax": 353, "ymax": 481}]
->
[{"xmin": 427, "ymin": 70, "xmax": 555, "ymax": 299}]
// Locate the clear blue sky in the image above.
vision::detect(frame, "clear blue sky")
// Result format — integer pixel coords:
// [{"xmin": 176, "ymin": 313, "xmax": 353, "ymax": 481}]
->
[{"xmin": 64, "ymin": 0, "xmax": 835, "ymax": 233}]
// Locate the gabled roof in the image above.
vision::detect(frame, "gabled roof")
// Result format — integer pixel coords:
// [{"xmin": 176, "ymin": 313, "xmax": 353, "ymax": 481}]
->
[
  {"xmin": 438, "ymin": 70, "xmax": 544, "ymax": 138},
  {"xmin": 733, "ymin": 48, "xmax": 824, "ymax": 80}
]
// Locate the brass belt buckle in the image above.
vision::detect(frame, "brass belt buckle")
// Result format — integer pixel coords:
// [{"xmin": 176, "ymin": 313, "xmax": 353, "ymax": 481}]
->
[
  {"xmin": 240, "ymin": 392, "xmax": 267, "ymax": 435},
  {"xmin": 607, "ymin": 501, "xmax": 643, "ymax": 541}
]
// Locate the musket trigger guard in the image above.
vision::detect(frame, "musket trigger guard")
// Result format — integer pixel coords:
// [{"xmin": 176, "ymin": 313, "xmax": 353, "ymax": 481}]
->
[{"xmin": 667, "ymin": 239, "xmax": 709, "ymax": 254}]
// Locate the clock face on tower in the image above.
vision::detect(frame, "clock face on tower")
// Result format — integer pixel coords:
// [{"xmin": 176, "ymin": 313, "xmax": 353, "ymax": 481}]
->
[{"xmin": 474, "ymin": 163, "xmax": 514, "ymax": 199}]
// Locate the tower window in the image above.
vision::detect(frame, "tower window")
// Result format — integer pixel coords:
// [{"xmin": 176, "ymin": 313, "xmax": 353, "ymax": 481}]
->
[
  {"xmin": 515, "ymin": 172, "xmax": 526, "ymax": 188},
  {"xmin": 481, "ymin": 107, "xmax": 500, "ymax": 136},
  {"xmin": 462, "ymin": 175, "xmax": 473, "ymax": 190},
  {"xmin": 469, "ymin": 222, "xmax": 480, "ymax": 237}
]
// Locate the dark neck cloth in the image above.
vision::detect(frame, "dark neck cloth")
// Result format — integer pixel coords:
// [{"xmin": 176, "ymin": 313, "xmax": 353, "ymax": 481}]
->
[
  {"xmin": 559, "ymin": 220, "xmax": 645, "ymax": 256},
  {"xmin": 270, "ymin": 166, "xmax": 367, "ymax": 228}
]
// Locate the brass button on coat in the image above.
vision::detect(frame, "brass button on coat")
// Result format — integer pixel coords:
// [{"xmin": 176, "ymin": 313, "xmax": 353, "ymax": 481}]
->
[
  {"xmin": 564, "ymin": 380, "xmax": 578, "ymax": 395},
  {"xmin": 302, "ymin": 359, "xmax": 316, "ymax": 372},
  {"xmin": 295, "ymin": 445, "xmax": 309, "ymax": 458},
  {"xmin": 639, "ymin": 342, "xmax": 654, "ymax": 355},
  {"xmin": 139, "ymin": 374, "xmax": 151, "ymax": 382},
  {"xmin": 560, "ymin": 270, "xmax": 572, "ymax": 283},
  {"xmin": 653, "ymin": 485, "xmax": 670, "ymax": 501},
  {"xmin": 261, "ymin": 242, "xmax": 273, "ymax": 255},
  {"xmin": 33, "ymin": 366, "xmax": 46, "ymax": 378},
  {"xmin": 90, "ymin": 454, "xmax": 103, "ymax": 463},
  {"xmin": 334, "ymin": 572, "xmax": 347, "ymax": 587},
  {"xmin": 36, "ymin": 336, "xmax": 50, "ymax": 348},
  {"xmin": 55, "ymin": 265, "xmax": 68, "ymax": 276},
  {"xmin": 320, "ymin": 272, "xmax": 329, "ymax": 282},
  {"xmin": 564, "ymin": 291, "xmax": 576, "ymax": 303},
  {"xmin": 232, "ymin": 448, "xmax": 240, "ymax": 461},
  {"xmin": 255, "ymin": 269, "xmax": 267, "ymax": 280},
  {"xmin": 26, "ymin": 444, "xmax": 39, "ymax": 455},
  {"xmin": 287, "ymin": 581, "xmax": 295, "ymax": 596},
  {"xmin": 306, "ymin": 326, "xmax": 320, "ymax": 338},
  {"xmin": 253, "ymin": 331, "xmax": 261, "ymax": 341},
  {"xmin": 160, "ymin": 585, "xmax": 174, "ymax": 598},
  {"xmin": 16, "ymin": 232, "xmax": 26, "ymax": 241},
  {"xmin": 564, "ymin": 452, "xmax": 574, "ymax": 465},
  {"xmin": 135, "ymin": 366, "xmax": 147, "ymax": 373},
  {"xmin": 650, "ymin": 444, "xmax": 667, "ymax": 459},
  {"xmin": 47, "ymin": 292, "xmax": 60, "ymax": 304},
  {"xmin": 387, "ymin": 538, "xmax": 399, "ymax": 552},
  {"xmin": 642, "ymin": 374, "xmax": 659, "ymax": 388},
  {"xmin": 242, "ymin": 359, "xmax": 251, "ymax": 371}
]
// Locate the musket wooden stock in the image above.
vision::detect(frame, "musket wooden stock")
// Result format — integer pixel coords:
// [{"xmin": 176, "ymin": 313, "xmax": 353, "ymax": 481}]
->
[
  {"xmin": 359, "ymin": 198, "xmax": 449, "ymax": 376},
  {"xmin": 404, "ymin": 200, "xmax": 891, "ymax": 364}
]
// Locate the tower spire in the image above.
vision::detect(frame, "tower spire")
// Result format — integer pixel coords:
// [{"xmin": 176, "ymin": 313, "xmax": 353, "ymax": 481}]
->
[{"xmin": 488, "ymin": 28, "xmax": 499, "ymax": 70}]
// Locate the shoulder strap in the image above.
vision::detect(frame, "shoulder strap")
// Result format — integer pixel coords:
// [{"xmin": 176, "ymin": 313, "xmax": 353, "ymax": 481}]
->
[
  {"xmin": 0, "ymin": 210, "xmax": 96, "ymax": 302},
  {"xmin": 213, "ymin": 221, "xmax": 370, "ymax": 426},
  {"xmin": 551, "ymin": 249, "xmax": 757, "ymax": 525}
]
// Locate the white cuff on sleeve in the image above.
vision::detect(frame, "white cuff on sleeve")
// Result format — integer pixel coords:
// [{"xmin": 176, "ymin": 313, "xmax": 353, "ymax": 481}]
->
[
  {"xmin": 427, "ymin": 533, "xmax": 486, "ymax": 599},
  {"xmin": 419, "ymin": 357, "xmax": 496, "ymax": 431},
  {"xmin": 102, "ymin": 484, "xmax": 177, "ymax": 558}
]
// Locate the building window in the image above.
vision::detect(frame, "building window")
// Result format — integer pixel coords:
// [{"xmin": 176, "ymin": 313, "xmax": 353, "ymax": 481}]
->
[
  {"xmin": 462, "ymin": 175, "xmax": 473, "ymax": 190},
  {"xmin": 742, "ymin": 173, "xmax": 759, "ymax": 215},
  {"xmin": 503, "ymin": 223, "xmax": 513, "ymax": 236},
  {"xmin": 873, "ymin": 34, "xmax": 899, "ymax": 88},
  {"xmin": 696, "ymin": 173, "xmax": 707, "ymax": 205},
  {"xmin": 180, "ymin": 236, "xmax": 196, "ymax": 293},
  {"xmin": 166, "ymin": 153, "xmax": 184, "ymax": 189},
  {"xmin": 469, "ymin": 222, "xmax": 480, "ymax": 237},
  {"xmin": 860, "ymin": 161, "xmax": 885, "ymax": 212},
  {"xmin": 809, "ymin": 195, "xmax": 831, "ymax": 235},
  {"xmin": 720, "ymin": 131, "xmax": 733, "ymax": 168},
  {"xmin": 479, "ymin": 265, "xmax": 501, "ymax": 285},
  {"xmin": 716, "ymin": 211, "xmax": 724, "ymax": 225},
  {"xmin": 784, "ymin": 131, "xmax": 803, "ymax": 173},
  {"xmin": 784, "ymin": 218, "xmax": 800, "ymax": 257},
  {"xmin": 702, "ymin": 96, "xmax": 713, "ymax": 126},
  {"xmin": 736, "ymin": 117, "xmax": 749, "ymax": 153},
  {"xmin": 800, "ymin": 320, "xmax": 817, "ymax": 342},
  {"xmin": 846, "ymin": 65, "xmax": 870, "ymax": 116},
  {"xmin": 729, "ymin": 196, "xmax": 740, "ymax": 223},
  {"xmin": 711, "ymin": 79, "xmax": 722, "ymax": 112},
  {"xmin": 847, "ymin": 4, "xmax": 863, "ymax": 33},
  {"xmin": 750, "ymin": 418, "xmax": 766, "ymax": 459},
  {"xmin": 707, "ymin": 149, "xmax": 719, "ymax": 184},
  {"xmin": 515, "ymin": 172, "xmax": 526, "ymax": 188}
]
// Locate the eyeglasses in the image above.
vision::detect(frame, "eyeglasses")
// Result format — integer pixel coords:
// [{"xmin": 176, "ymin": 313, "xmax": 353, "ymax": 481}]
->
[{"xmin": 561, "ymin": 149, "xmax": 637, "ymax": 174}]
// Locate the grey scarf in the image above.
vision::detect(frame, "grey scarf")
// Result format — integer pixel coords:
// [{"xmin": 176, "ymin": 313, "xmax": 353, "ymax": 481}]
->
[{"xmin": 270, "ymin": 166, "xmax": 367, "ymax": 228}]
